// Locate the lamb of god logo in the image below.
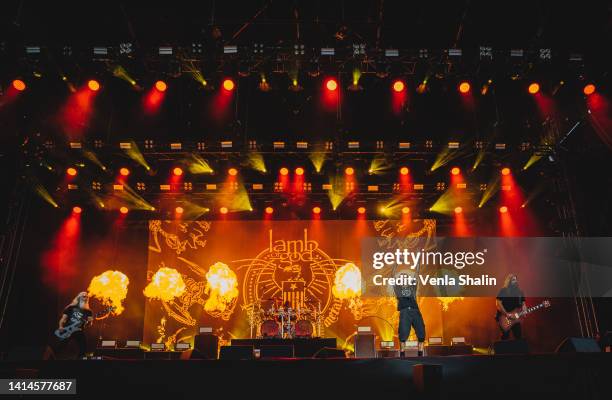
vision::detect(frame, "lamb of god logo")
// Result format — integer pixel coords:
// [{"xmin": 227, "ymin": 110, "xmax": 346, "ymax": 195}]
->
[{"xmin": 240, "ymin": 229, "xmax": 350, "ymax": 328}]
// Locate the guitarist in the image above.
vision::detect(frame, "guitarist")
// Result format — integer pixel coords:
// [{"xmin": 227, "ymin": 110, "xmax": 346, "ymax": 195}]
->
[
  {"xmin": 496, "ymin": 274, "xmax": 526, "ymax": 340},
  {"xmin": 55, "ymin": 292, "xmax": 94, "ymax": 358}
]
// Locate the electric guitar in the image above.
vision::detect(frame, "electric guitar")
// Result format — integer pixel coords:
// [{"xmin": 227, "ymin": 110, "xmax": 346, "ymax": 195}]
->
[
  {"xmin": 54, "ymin": 306, "xmax": 115, "ymax": 340},
  {"xmin": 498, "ymin": 300, "xmax": 551, "ymax": 332}
]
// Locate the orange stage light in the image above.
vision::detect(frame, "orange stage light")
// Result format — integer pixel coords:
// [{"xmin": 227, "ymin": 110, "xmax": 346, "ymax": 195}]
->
[
  {"xmin": 402, "ymin": 207, "xmax": 410, "ymax": 214},
  {"xmin": 501, "ymin": 167, "xmax": 510, "ymax": 176},
  {"xmin": 454, "ymin": 207, "xmax": 463, "ymax": 214},
  {"xmin": 451, "ymin": 167, "xmax": 460, "ymax": 176},
  {"xmin": 265, "ymin": 207, "xmax": 274, "ymax": 214},
  {"xmin": 228, "ymin": 168, "xmax": 238, "ymax": 176},
  {"xmin": 583, "ymin": 84, "xmax": 596, "ymax": 96},
  {"xmin": 72, "ymin": 206, "xmax": 82, "ymax": 214},
  {"xmin": 499, "ymin": 206, "xmax": 508, "ymax": 213},
  {"xmin": 175, "ymin": 206, "xmax": 184, "ymax": 214},
  {"xmin": 392, "ymin": 80, "xmax": 405, "ymax": 92},
  {"xmin": 119, "ymin": 206, "xmax": 129, "ymax": 214},
  {"xmin": 12, "ymin": 79, "xmax": 26, "ymax": 91},
  {"xmin": 66, "ymin": 167, "xmax": 77, "ymax": 176},
  {"xmin": 345, "ymin": 167, "xmax": 354, "ymax": 176},
  {"xmin": 400, "ymin": 167, "xmax": 409, "ymax": 175},
  {"xmin": 119, "ymin": 167, "xmax": 130, "ymax": 176},
  {"xmin": 295, "ymin": 167, "xmax": 304, "ymax": 176},
  {"xmin": 88, "ymin": 79, "xmax": 100, "ymax": 91},
  {"xmin": 528, "ymin": 82, "xmax": 540, "ymax": 94},
  {"xmin": 223, "ymin": 79, "xmax": 235, "ymax": 91},
  {"xmin": 279, "ymin": 167, "xmax": 289, "ymax": 176},
  {"xmin": 313, "ymin": 206, "xmax": 321, "ymax": 214},
  {"xmin": 219, "ymin": 207, "xmax": 228, "ymax": 215},
  {"xmin": 155, "ymin": 80, "xmax": 167, "ymax": 92},
  {"xmin": 173, "ymin": 167, "xmax": 183, "ymax": 176},
  {"xmin": 459, "ymin": 81, "xmax": 471, "ymax": 93},
  {"xmin": 326, "ymin": 79, "xmax": 338, "ymax": 91},
  {"xmin": 357, "ymin": 207, "xmax": 366, "ymax": 215}
]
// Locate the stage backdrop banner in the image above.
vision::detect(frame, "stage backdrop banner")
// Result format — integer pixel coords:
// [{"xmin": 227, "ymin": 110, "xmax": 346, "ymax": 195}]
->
[{"xmin": 143, "ymin": 219, "xmax": 437, "ymax": 349}]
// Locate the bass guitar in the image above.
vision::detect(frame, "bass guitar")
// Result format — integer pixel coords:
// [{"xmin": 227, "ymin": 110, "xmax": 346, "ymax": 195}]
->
[{"xmin": 54, "ymin": 306, "xmax": 115, "ymax": 340}]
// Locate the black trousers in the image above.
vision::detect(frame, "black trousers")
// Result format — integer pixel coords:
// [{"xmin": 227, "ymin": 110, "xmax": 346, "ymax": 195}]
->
[
  {"xmin": 398, "ymin": 307, "xmax": 426, "ymax": 342},
  {"xmin": 50, "ymin": 331, "xmax": 88, "ymax": 359},
  {"xmin": 500, "ymin": 322, "xmax": 522, "ymax": 340}
]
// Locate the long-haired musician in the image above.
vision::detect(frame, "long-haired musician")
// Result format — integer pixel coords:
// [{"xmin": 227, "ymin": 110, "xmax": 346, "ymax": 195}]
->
[
  {"xmin": 496, "ymin": 274, "xmax": 527, "ymax": 340},
  {"xmin": 56, "ymin": 292, "xmax": 94, "ymax": 358}
]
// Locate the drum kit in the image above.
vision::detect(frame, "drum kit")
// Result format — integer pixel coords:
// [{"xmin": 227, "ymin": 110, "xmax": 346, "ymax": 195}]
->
[{"xmin": 248, "ymin": 298, "xmax": 322, "ymax": 339}]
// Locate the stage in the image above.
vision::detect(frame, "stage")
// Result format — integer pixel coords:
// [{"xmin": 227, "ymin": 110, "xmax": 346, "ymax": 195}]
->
[{"xmin": 0, "ymin": 353, "xmax": 610, "ymax": 399}]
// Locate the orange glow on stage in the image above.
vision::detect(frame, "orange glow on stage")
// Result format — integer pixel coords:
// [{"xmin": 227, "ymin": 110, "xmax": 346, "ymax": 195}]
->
[
  {"xmin": 454, "ymin": 206, "xmax": 463, "ymax": 214},
  {"xmin": 173, "ymin": 167, "xmax": 183, "ymax": 176},
  {"xmin": 583, "ymin": 84, "xmax": 596, "ymax": 96},
  {"xmin": 501, "ymin": 167, "xmax": 510, "ymax": 176},
  {"xmin": 499, "ymin": 206, "xmax": 508, "ymax": 213},
  {"xmin": 219, "ymin": 207, "xmax": 228, "ymax": 215},
  {"xmin": 458, "ymin": 81, "xmax": 471, "ymax": 93},
  {"xmin": 119, "ymin": 206, "xmax": 129, "ymax": 214},
  {"xmin": 451, "ymin": 167, "xmax": 460, "ymax": 176},
  {"xmin": 400, "ymin": 167, "xmax": 409, "ymax": 175},
  {"xmin": 175, "ymin": 206, "xmax": 184, "ymax": 215},
  {"xmin": 12, "ymin": 79, "xmax": 26, "ymax": 91},
  {"xmin": 72, "ymin": 206, "xmax": 82, "ymax": 214},
  {"xmin": 41, "ymin": 212, "xmax": 81, "ymax": 293},
  {"xmin": 60, "ymin": 83, "xmax": 99, "ymax": 137},
  {"xmin": 402, "ymin": 207, "xmax": 410, "ymax": 214},
  {"xmin": 279, "ymin": 167, "xmax": 289, "ymax": 176},
  {"xmin": 228, "ymin": 168, "xmax": 238, "ymax": 176},
  {"xmin": 265, "ymin": 207, "xmax": 274, "ymax": 215},
  {"xmin": 223, "ymin": 79, "xmax": 235, "ymax": 91},
  {"xmin": 313, "ymin": 206, "xmax": 321, "ymax": 215},
  {"xmin": 326, "ymin": 78, "xmax": 338, "ymax": 91},
  {"xmin": 295, "ymin": 167, "xmax": 304, "ymax": 176},
  {"xmin": 528, "ymin": 82, "xmax": 540, "ymax": 94},
  {"xmin": 392, "ymin": 80, "xmax": 405, "ymax": 92},
  {"xmin": 357, "ymin": 207, "xmax": 366, "ymax": 215},
  {"xmin": 154, "ymin": 80, "xmax": 167, "ymax": 92},
  {"xmin": 119, "ymin": 167, "xmax": 130, "ymax": 177},
  {"xmin": 87, "ymin": 79, "xmax": 100, "ymax": 91},
  {"xmin": 66, "ymin": 167, "xmax": 77, "ymax": 176},
  {"xmin": 345, "ymin": 167, "xmax": 354, "ymax": 176},
  {"xmin": 454, "ymin": 207, "xmax": 469, "ymax": 236}
]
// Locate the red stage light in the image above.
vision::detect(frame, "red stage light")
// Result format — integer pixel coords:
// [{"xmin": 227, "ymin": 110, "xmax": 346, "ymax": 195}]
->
[
  {"xmin": 583, "ymin": 84, "xmax": 596, "ymax": 96},
  {"xmin": 499, "ymin": 206, "xmax": 508, "ymax": 213},
  {"xmin": 119, "ymin": 206, "xmax": 129, "ymax": 214},
  {"xmin": 228, "ymin": 168, "xmax": 238, "ymax": 176},
  {"xmin": 219, "ymin": 207, "xmax": 228, "ymax": 214},
  {"xmin": 12, "ymin": 79, "xmax": 26, "ymax": 91},
  {"xmin": 87, "ymin": 80, "xmax": 100, "ymax": 91},
  {"xmin": 345, "ymin": 167, "xmax": 354, "ymax": 176},
  {"xmin": 451, "ymin": 167, "xmax": 460, "ymax": 176},
  {"xmin": 265, "ymin": 207, "xmax": 274, "ymax": 215},
  {"xmin": 155, "ymin": 80, "xmax": 167, "ymax": 92},
  {"xmin": 357, "ymin": 207, "xmax": 366, "ymax": 215},
  {"xmin": 528, "ymin": 82, "xmax": 540, "ymax": 94},
  {"xmin": 72, "ymin": 206, "xmax": 82, "ymax": 214},
  {"xmin": 454, "ymin": 207, "xmax": 463, "ymax": 214},
  {"xmin": 400, "ymin": 167, "xmax": 409, "ymax": 175},
  {"xmin": 175, "ymin": 206, "xmax": 184, "ymax": 214},
  {"xmin": 501, "ymin": 167, "xmax": 510, "ymax": 176},
  {"xmin": 402, "ymin": 207, "xmax": 410, "ymax": 214},
  {"xmin": 173, "ymin": 167, "xmax": 183, "ymax": 176},
  {"xmin": 326, "ymin": 79, "xmax": 338, "ymax": 91},
  {"xmin": 458, "ymin": 81, "xmax": 471, "ymax": 93},
  {"xmin": 295, "ymin": 167, "xmax": 304, "ymax": 176},
  {"xmin": 279, "ymin": 167, "xmax": 289, "ymax": 176},
  {"xmin": 119, "ymin": 167, "xmax": 130, "ymax": 177},
  {"xmin": 392, "ymin": 80, "xmax": 405, "ymax": 92},
  {"xmin": 222, "ymin": 79, "xmax": 235, "ymax": 91},
  {"xmin": 313, "ymin": 206, "xmax": 321, "ymax": 214},
  {"xmin": 66, "ymin": 167, "xmax": 77, "ymax": 176}
]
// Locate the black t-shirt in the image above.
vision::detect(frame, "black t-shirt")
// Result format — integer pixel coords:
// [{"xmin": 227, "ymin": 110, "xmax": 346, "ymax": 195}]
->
[
  {"xmin": 496, "ymin": 287, "xmax": 525, "ymax": 314},
  {"xmin": 62, "ymin": 306, "xmax": 93, "ymax": 328},
  {"xmin": 394, "ymin": 282, "xmax": 419, "ymax": 311}
]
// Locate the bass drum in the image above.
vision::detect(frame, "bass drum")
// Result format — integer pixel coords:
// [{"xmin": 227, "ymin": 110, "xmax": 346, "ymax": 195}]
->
[
  {"xmin": 260, "ymin": 320, "xmax": 280, "ymax": 337},
  {"xmin": 294, "ymin": 320, "xmax": 314, "ymax": 338}
]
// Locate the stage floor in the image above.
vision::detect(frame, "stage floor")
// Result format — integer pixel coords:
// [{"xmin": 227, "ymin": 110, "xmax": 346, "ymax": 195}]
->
[{"xmin": 0, "ymin": 353, "xmax": 610, "ymax": 399}]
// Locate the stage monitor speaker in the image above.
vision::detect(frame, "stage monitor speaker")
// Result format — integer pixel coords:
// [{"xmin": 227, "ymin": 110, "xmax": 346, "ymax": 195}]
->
[
  {"xmin": 556, "ymin": 337, "xmax": 601, "ymax": 353},
  {"xmin": 354, "ymin": 333, "xmax": 376, "ymax": 358},
  {"xmin": 260, "ymin": 345, "xmax": 294, "ymax": 358},
  {"xmin": 192, "ymin": 334, "xmax": 219, "ymax": 359},
  {"xmin": 219, "ymin": 345, "xmax": 254, "ymax": 360},
  {"xmin": 413, "ymin": 364, "xmax": 443, "ymax": 398},
  {"xmin": 312, "ymin": 347, "xmax": 346, "ymax": 359},
  {"xmin": 493, "ymin": 339, "xmax": 529, "ymax": 354}
]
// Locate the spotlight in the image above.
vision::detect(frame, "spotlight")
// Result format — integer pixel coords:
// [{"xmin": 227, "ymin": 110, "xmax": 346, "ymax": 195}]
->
[
  {"xmin": 119, "ymin": 206, "xmax": 129, "ymax": 214},
  {"xmin": 219, "ymin": 207, "xmax": 228, "ymax": 214},
  {"xmin": 392, "ymin": 80, "xmax": 405, "ymax": 92},
  {"xmin": 12, "ymin": 79, "xmax": 26, "ymax": 91},
  {"xmin": 357, "ymin": 207, "xmax": 366, "ymax": 215},
  {"xmin": 175, "ymin": 206, "xmax": 184, "ymax": 214},
  {"xmin": 279, "ymin": 167, "xmax": 289, "ymax": 176},
  {"xmin": 345, "ymin": 167, "xmax": 354, "ymax": 176},
  {"xmin": 458, "ymin": 81, "xmax": 471, "ymax": 93},
  {"xmin": 528, "ymin": 82, "xmax": 540, "ymax": 94},
  {"xmin": 313, "ymin": 206, "xmax": 321, "ymax": 214},
  {"xmin": 400, "ymin": 167, "xmax": 409, "ymax": 175},
  {"xmin": 402, "ymin": 207, "xmax": 410, "ymax": 214},
  {"xmin": 155, "ymin": 80, "xmax": 167, "ymax": 92},
  {"xmin": 66, "ymin": 167, "xmax": 78, "ymax": 176},
  {"xmin": 583, "ymin": 84, "xmax": 596, "ymax": 96},
  {"xmin": 501, "ymin": 167, "xmax": 510, "ymax": 176},
  {"xmin": 228, "ymin": 168, "xmax": 238, "ymax": 176},
  {"xmin": 265, "ymin": 207, "xmax": 274, "ymax": 215},
  {"xmin": 326, "ymin": 78, "xmax": 338, "ymax": 91},
  {"xmin": 173, "ymin": 167, "xmax": 183, "ymax": 176},
  {"xmin": 499, "ymin": 206, "xmax": 508, "ymax": 213},
  {"xmin": 88, "ymin": 79, "xmax": 100, "ymax": 91},
  {"xmin": 454, "ymin": 207, "xmax": 463, "ymax": 214},
  {"xmin": 295, "ymin": 167, "xmax": 304, "ymax": 176},
  {"xmin": 222, "ymin": 79, "xmax": 235, "ymax": 91},
  {"xmin": 119, "ymin": 167, "xmax": 130, "ymax": 176},
  {"xmin": 451, "ymin": 167, "xmax": 460, "ymax": 176},
  {"xmin": 72, "ymin": 206, "xmax": 82, "ymax": 214}
]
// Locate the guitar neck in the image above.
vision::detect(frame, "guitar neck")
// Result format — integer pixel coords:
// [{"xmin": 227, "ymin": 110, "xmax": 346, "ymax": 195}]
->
[{"xmin": 521, "ymin": 302, "xmax": 545, "ymax": 316}]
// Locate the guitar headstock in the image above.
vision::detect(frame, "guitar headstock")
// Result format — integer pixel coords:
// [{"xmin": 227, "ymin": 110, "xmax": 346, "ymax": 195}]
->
[{"xmin": 543, "ymin": 300, "xmax": 551, "ymax": 308}]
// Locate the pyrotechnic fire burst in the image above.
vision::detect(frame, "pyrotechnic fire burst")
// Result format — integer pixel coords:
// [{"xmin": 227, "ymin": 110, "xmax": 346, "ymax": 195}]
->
[
  {"xmin": 332, "ymin": 263, "xmax": 362, "ymax": 299},
  {"xmin": 204, "ymin": 262, "xmax": 238, "ymax": 313},
  {"xmin": 144, "ymin": 267, "xmax": 186, "ymax": 302},
  {"xmin": 437, "ymin": 296, "xmax": 464, "ymax": 311},
  {"xmin": 88, "ymin": 270, "xmax": 129, "ymax": 314}
]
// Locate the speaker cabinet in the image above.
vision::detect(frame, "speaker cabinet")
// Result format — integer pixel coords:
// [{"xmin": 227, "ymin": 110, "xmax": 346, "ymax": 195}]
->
[
  {"xmin": 354, "ymin": 333, "xmax": 376, "ymax": 358},
  {"xmin": 192, "ymin": 334, "xmax": 219, "ymax": 359},
  {"xmin": 556, "ymin": 337, "xmax": 601, "ymax": 353}
]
